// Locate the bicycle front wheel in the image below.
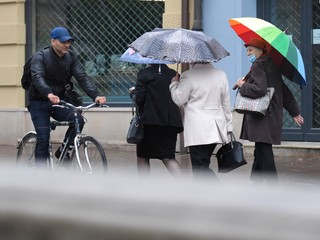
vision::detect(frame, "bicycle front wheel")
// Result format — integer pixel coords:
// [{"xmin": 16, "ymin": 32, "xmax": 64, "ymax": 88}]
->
[
  {"xmin": 16, "ymin": 132, "xmax": 37, "ymax": 168},
  {"xmin": 73, "ymin": 136, "xmax": 107, "ymax": 174}
]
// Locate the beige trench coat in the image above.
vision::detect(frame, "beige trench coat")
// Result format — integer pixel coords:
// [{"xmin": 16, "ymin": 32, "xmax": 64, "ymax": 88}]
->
[{"xmin": 169, "ymin": 63, "xmax": 233, "ymax": 147}]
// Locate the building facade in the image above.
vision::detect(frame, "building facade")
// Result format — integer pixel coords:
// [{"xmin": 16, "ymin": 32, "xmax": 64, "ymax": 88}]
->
[{"xmin": 0, "ymin": 0, "xmax": 317, "ymax": 146}]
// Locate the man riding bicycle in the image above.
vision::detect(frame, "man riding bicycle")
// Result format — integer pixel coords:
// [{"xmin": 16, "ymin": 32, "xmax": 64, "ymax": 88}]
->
[{"xmin": 28, "ymin": 26, "xmax": 106, "ymax": 167}]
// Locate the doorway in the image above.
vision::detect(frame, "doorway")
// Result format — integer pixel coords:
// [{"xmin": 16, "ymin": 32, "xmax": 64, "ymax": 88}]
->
[{"xmin": 258, "ymin": 0, "xmax": 320, "ymax": 141}]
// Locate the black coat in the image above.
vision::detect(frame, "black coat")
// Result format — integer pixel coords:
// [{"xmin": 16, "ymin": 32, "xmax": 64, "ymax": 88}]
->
[
  {"xmin": 239, "ymin": 55, "xmax": 300, "ymax": 145},
  {"xmin": 135, "ymin": 64, "xmax": 183, "ymax": 132},
  {"xmin": 29, "ymin": 47, "xmax": 99, "ymax": 101}
]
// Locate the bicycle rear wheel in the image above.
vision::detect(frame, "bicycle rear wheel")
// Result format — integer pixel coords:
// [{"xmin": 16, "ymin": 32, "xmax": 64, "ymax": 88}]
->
[
  {"xmin": 72, "ymin": 136, "xmax": 107, "ymax": 174},
  {"xmin": 16, "ymin": 132, "xmax": 37, "ymax": 168}
]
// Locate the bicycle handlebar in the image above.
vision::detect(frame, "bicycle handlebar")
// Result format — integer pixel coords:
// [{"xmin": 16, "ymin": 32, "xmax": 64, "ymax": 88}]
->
[{"xmin": 57, "ymin": 100, "xmax": 108, "ymax": 110}]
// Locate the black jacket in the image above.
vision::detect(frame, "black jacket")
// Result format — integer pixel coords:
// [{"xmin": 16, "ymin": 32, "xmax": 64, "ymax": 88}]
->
[
  {"xmin": 29, "ymin": 46, "xmax": 99, "ymax": 101},
  {"xmin": 135, "ymin": 64, "xmax": 183, "ymax": 132}
]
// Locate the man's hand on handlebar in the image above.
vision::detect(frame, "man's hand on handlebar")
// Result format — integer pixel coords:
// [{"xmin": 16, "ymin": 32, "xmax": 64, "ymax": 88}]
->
[
  {"xmin": 95, "ymin": 96, "xmax": 107, "ymax": 104},
  {"xmin": 48, "ymin": 93, "xmax": 60, "ymax": 104}
]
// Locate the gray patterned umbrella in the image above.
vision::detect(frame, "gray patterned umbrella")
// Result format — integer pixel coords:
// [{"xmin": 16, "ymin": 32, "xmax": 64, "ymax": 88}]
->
[{"xmin": 129, "ymin": 28, "xmax": 230, "ymax": 63}]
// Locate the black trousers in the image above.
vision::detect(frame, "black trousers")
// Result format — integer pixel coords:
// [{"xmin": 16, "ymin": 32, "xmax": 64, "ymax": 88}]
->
[
  {"xmin": 251, "ymin": 142, "xmax": 278, "ymax": 182},
  {"xmin": 189, "ymin": 143, "xmax": 217, "ymax": 179}
]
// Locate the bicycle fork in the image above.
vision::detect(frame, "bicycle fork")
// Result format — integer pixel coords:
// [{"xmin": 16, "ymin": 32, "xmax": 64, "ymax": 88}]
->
[
  {"xmin": 73, "ymin": 111, "xmax": 93, "ymax": 173},
  {"xmin": 73, "ymin": 135, "xmax": 93, "ymax": 173}
]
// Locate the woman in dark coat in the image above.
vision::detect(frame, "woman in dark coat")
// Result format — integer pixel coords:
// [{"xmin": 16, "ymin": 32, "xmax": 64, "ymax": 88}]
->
[
  {"xmin": 133, "ymin": 64, "xmax": 183, "ymax": 178},
  {"xmin": 234, "ymin": 38, "xmax": 304, "ymax": 183}
]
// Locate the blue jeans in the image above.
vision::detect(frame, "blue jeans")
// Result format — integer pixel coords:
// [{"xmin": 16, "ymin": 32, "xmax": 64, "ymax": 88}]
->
[{"xmin": 28, "ymin": 100, "xmax": 84, "ymax": 164}]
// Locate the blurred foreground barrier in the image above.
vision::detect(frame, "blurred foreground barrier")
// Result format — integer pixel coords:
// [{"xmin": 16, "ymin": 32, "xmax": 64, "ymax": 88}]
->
[{"xmin": 0, "ymin": 165, "xmax": 320, "ymax": 240}]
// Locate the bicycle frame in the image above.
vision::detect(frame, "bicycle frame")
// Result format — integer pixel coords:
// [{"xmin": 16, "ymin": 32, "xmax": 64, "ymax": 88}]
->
[
  {"xmin": 50, "ymin": 120, "xmax": 73, "ymax": 169},
  {"xmin": 61, "ymin": 102, "xmax": 95, "ymax": 171}
]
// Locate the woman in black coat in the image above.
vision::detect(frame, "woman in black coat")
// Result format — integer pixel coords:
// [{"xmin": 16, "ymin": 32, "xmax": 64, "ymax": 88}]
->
[
  {"xmin": 133, "ymin": 64, "xmax": 183, "ymax": 178},
  {"xmin": 235, "ymin": 38, "xmax": 304, "ymax": 183}
]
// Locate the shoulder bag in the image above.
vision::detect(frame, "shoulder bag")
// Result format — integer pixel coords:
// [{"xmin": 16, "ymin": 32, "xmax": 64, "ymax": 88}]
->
[
  {"xmin": 234, "ymin": 87, "xmax": 275, "ymax": 116},
  {"xmin": 126, "ymin": 96, "xmax": 144, "ymax": 144}
]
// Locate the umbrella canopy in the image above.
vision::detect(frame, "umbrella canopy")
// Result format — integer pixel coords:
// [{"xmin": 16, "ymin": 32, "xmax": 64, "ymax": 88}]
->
[
  {"xmin": 119, "ymin": 48, "xmax": 173, "ymax": 64},
  {"xmin": 129, "ymin": 28, "xmax": 229, "ymax": 63},
  {"xmin": 228, "ymin": 17, "xmax": 306, "ymax": 86}
]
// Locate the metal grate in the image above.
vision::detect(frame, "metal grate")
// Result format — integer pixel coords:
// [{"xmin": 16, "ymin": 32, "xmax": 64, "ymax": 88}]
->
[
  {"xmin": 312, "ymin": 0, "xmax": 320, "ymax": 128},
  {"xmin": 270, "ymin": 0, "xmax": 302, "ymax": 129},
  {"xmin": 33, "ymin": 0, "xmax": 165, "ymax": 105}
]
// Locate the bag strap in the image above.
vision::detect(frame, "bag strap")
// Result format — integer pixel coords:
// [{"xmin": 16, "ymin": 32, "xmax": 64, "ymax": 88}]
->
[
  {"xmin": 130, "ymin": 95, "xmax": 141, "ymax": 118},
  {"xmin": 61, "ymin": 51, "xmax": 73, "ymax": 91},
  {"xmin": 130, "ymin": 88, "xmax": 145, "ymax": 118},
  {"xmin": 243, "ymin": 71, "xmax": 251, "ymax": 82},
  {"xmin": 41, "ymin": 46, "xmax": 50, "ymax": 70},
  {"xmin": 131, "ymin": 99, "xmax": 135, "ymax": 117},
  {"xmin": 135, "ymin": 101, "xmax": 141, "ymax": 117},
  {"xmin": 227, "ymin": 132, "xmax": 236, "ymax": 149}
]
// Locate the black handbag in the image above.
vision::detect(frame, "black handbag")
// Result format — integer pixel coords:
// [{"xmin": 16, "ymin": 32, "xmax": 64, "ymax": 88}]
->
[
  {"xmin": 126, "ymin": 98, "xmax": 144, "ymax": 144},
  {"xmin": 216, "ymin": 132, "xmax": 247, "ymax": 173}
]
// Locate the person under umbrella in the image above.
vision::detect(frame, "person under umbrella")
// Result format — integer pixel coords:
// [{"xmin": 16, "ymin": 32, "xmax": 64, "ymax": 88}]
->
[
  {"xmin": 170, "ymin": 62, "xmax": 233, "ymax": 180},
  {"xmin": 121, "ymin": 47, "xmax": 183, "ymax": 178},
  {"xmin": 234, "ymin": 38, "xmax": 304, "ymax": 184},
  {"xmin": 130, "ymin": 63, "xmax": 183, "ymax": 179},
  {"xmin": 131, "ymin": 28, "xmax": 231, "ymax": 180},
  {"xmin": 228, "ymin": 17, "xmax": 306, "ymax": 87}
]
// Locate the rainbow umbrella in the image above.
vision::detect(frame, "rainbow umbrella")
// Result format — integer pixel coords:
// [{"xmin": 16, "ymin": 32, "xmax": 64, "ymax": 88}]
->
[{"xmin": 228, "ymin": 17, "xmax": 306, "ymax": 86}]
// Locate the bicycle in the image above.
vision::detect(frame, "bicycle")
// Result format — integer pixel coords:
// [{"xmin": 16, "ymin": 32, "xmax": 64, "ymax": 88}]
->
[{"xmin": 16, "ymin": 100, "xmax": 107, "ymax": 173}]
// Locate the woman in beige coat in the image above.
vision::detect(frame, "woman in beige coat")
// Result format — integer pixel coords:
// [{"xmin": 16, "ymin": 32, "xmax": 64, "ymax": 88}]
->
[{"xmin": 170, "ymin": 63, "xmax": 233, "ymax": 179}]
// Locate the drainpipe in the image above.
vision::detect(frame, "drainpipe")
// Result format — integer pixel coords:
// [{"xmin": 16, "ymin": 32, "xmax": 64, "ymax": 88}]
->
[
  {"xmin": 25, "ymin": 0, "xmax": 33, "ymax": 106},
  {"xmin": 181, "ymin": 0, "xmax": 189, "ymax": 74},
  {"xmin": 181, "ymin": 1, "xmax": 189, "ymax": 72},
  {"xmin": 181, "ymin": 0, "xmax": 190, "ymax": 30},
  {"xmin": 192, "ymin": 0, "xmax": 203, "ymax": 31},
  {"xmin": 179, "ymin": 0, "xmax": 203, "ymax": 154},
  {"xmin": 179, "ymin": 0, "xmax": 190, "ymax": 154}
]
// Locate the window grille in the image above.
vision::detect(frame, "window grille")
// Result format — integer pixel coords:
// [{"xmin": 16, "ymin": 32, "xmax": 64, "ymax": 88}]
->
[
  {"xmin": 270, "ymin": 0, "xmax": 303, "ymax": 128},
  {"xmin": 31, "ymin": 0, "xmax": 165, "ymax": 106}
]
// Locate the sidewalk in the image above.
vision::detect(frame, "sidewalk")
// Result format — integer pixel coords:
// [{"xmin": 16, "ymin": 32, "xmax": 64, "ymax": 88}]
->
[
  {"xmin": 1, "ymin": 144, "xmax": 320, "ymax": 186},
  {"xmin": 2, "ymin": 144, "xmax": 320, "ymax": 240}
]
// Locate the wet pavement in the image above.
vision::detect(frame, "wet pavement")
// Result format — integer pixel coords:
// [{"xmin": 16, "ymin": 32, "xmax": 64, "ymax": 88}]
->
[
  {"xmin": 1, "ymin": 144, "xmax": 320, "ymax": 186},
  {"xmin": 2, "ymin": 144, "xmax": 320, "ymax": 240}
]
